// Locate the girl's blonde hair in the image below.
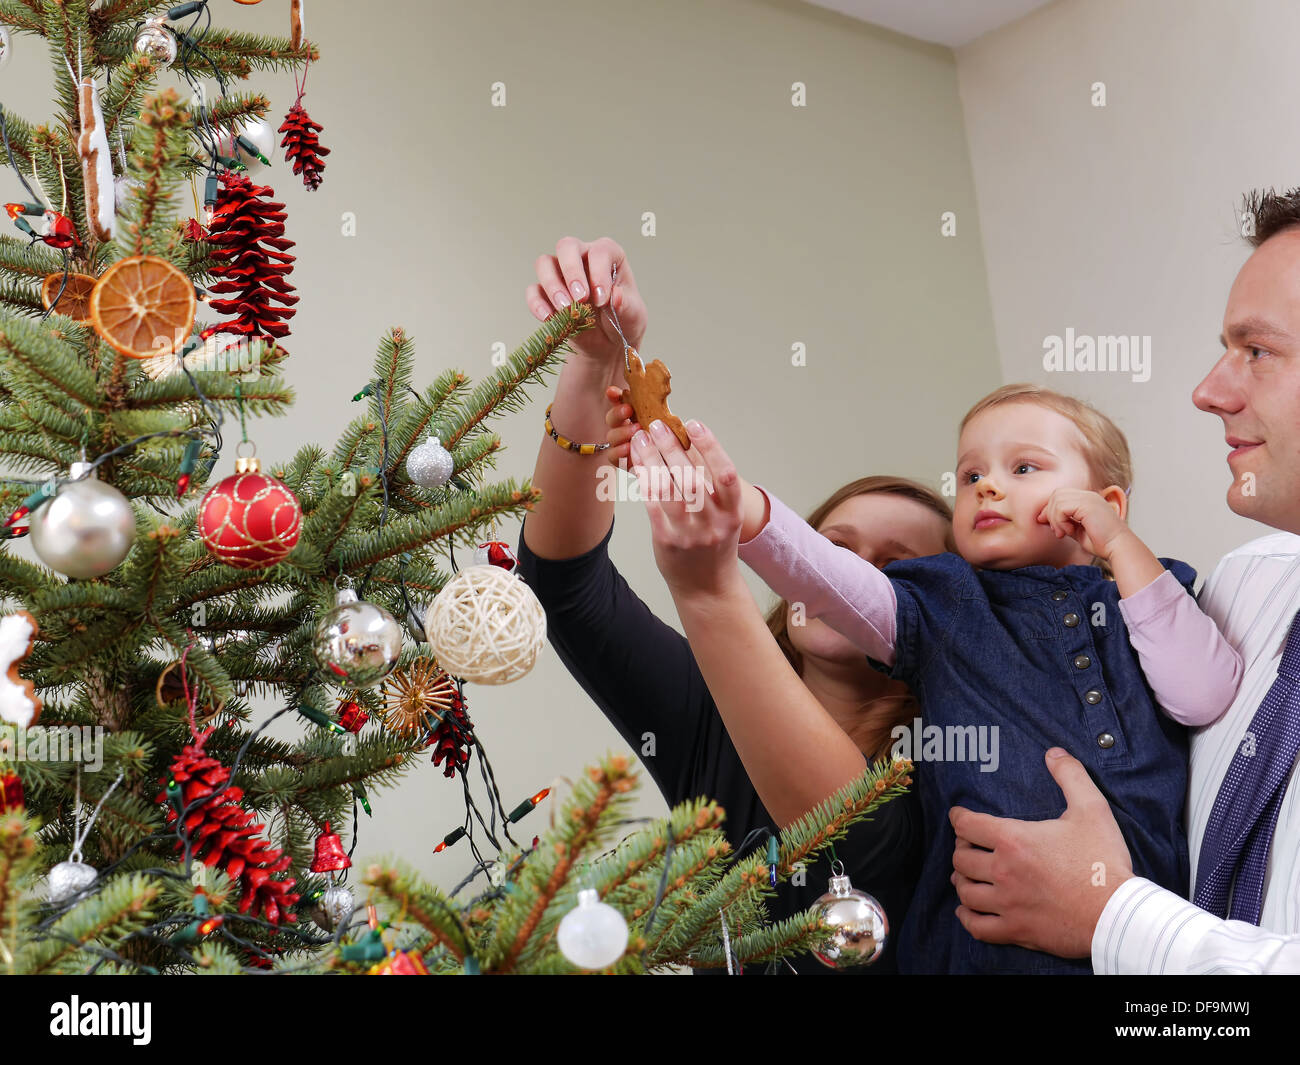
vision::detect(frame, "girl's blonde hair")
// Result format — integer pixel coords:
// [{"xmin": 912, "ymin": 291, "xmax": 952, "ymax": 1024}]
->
[
  {"xmin": 764, "ymin": 475, "xmax": 956, "ymax": 761},
  {"xmin": 959, "ymin": 383, "xmax": 1134, "ymax": 571}
]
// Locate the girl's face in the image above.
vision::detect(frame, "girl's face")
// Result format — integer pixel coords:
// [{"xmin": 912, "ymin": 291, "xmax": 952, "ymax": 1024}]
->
[
  {"xmin": 952, "ymin": 402, "xmax": 1101, "ymax": 570},
  {"xmin": 787, "ymin": 492, "xmax": 950, "ymax": 666}
]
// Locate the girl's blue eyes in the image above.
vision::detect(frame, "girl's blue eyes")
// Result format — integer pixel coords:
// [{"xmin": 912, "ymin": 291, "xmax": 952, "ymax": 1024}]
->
[{"xmin": 962, "ymin": 463, "xmax": 1038, "ymax": 484}]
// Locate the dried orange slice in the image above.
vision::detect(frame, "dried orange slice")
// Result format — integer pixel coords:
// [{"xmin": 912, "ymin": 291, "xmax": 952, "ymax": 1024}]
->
[
  {"xmin": 89, "ymin": 254, "xmax": 196, "ymax": 359},
  {"xmin": 40, "ymin": 271, "xmax": 98, "ymax": 323}
]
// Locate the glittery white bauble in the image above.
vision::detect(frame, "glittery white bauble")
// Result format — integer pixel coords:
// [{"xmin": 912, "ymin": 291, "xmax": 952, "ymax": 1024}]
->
[
  {"xmin": 812, "ymin": 873, "xmax": 888, "ymax": 968},
  {"xmin": 312, "ymin": 588, "xmax": 403, "ymax": 688},
  {"xmin": 557, "ymin": 888, "xmax": 628, "ymax": 970},
  {"xmin": 47, "ymin": 859, "xmax": 97, "ymax": 903},
  {"xmin": 134, "ymin": 19, "xmax": 176, "ymax": 64},
  {"xmin": 423, "ymin": 566, "xmax": 545, "ymax": 685},
  {"xmin": 30, "ymin": 463, "xmax": 135, "ymax": 579},
  {"xmin": 0, "ymin": 26, "xmax": 12, "ymax": 67},
  {"xmin": 312, "ymin": 883, "xmax": 355, "ymax": 933},
  {"xmin": 406, "ymin": 435, "xmax": 454, "ymax": 489}
]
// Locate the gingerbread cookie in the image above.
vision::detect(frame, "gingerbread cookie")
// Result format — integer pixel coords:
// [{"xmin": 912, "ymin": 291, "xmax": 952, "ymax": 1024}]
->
[
  {"xmin": 0, "ymin": 611, "xmax": 41, "ymax": 728},
  {"xmin": 620, "ymin": 348, "xmax": 691, "ymax": 449}
]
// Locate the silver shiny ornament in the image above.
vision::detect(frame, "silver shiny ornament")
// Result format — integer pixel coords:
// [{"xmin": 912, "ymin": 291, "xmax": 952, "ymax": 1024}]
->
[
  {"xmin": 406, "ymin": 435, "xmax": 454, "ymax": 489},
  {"xmin": 311, "ymin": 882, "xmax": 355, "ymax": 933},
  {"xmin": 812, "ymin": 870, "xmax": 888, "ymax": 968},
  {"xmin": 0, "ymin": 26, "xmax": 12, "ymax": 68},
  {"xmin": 47, "ymin": 859, "xmax": 97, "ymax": 904},
  {"xmin": 312, "ymin": 587, "xmax": 402, "ymax": 688},
  {"xmin": 405, "ymin": 601, "xmax": 429, "ymax": 643},
  {"xmin": 230, "ymin": 116, "xmax": 277, "ymax": 176},
  {"xmin": 30, "ymin": 462, "xmax": 135, "ymax": 579},
  {"xmin": 133, "ymin": 18, "xmax": 177, "ymax": 64}
]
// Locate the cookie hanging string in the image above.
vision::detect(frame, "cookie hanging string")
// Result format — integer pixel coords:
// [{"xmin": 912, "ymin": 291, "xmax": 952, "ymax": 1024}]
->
[{"xmin": 604, "ymin": 260, "xmax": 635, "ymax": 376}]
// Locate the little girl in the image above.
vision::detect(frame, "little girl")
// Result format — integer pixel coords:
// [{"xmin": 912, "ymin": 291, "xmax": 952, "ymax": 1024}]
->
[{"xmin": 623, "ymin": 382, "xmax": 1243, "ymax": 974}]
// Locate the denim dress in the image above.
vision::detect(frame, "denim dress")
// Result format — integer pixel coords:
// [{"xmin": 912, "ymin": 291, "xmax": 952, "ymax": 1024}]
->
[{"xmin": 872, "ymin": 552, "xmax": 1193, "ymax": 974}]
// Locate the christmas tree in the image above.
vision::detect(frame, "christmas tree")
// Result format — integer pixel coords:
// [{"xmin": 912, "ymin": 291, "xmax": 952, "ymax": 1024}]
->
[{"xmin": 0, "ymin": 0, "xmax": 910, "ymax": 974}]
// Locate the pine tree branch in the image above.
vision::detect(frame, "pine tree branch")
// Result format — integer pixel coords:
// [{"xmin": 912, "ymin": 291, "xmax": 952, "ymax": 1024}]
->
[
  {"xmin": 364, "ymin": 863, "xmax": 470, "ymax": 962},
  {"xmin": 0, "ymin": 312, "xmax": 100, "ymax": 406},
  {"xmin": 336, "ymin": 480, "xmax": 542, "ymax": 573},
  {"xmin": 0, "ymin": 1, "xmax": 46, "ymax": 34},
  {"xmin": 99, "ymin": 51, "xmax": 157, "ymax": 151},
  {"xmin": 121, "ymin": 89, "xmax": 193, "ymax": 258},
  {"xmin": 441, "ymin": 301, "xmax": 596, "ymax": 449},
  {"xmin": 100, "ymin": 26, "xmax": 317, "ymax": 75},
  {"xmin": 0, "ymin": 234, "xmax": 64, "ymax": 280}
]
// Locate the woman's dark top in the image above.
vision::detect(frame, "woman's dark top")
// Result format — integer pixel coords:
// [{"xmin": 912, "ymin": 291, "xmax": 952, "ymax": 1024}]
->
[{"xmin": 515, "ymin": 518, "xmax": 923, "ymax": 975}]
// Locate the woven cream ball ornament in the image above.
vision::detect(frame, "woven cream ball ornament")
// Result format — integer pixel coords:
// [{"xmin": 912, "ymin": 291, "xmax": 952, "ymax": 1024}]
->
[{"xmin": 423, "ymin": 566, "xmax": 545, "ymax": 685}]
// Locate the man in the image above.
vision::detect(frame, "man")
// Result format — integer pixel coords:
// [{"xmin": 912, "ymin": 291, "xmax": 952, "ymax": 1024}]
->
[{"xmin": 949, "ymin": 187, "xmax": 1300, "ymax": 973}]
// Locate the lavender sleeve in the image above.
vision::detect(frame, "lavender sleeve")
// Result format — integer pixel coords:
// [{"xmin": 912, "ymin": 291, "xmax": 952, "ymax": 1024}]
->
[
  {"xmin": 735, "ymin": 485, "xmax": 899, "ymax": 666},
  {"xmin": 1116, "ymin": 569, "xmax": 1244, "ymax": 726}
]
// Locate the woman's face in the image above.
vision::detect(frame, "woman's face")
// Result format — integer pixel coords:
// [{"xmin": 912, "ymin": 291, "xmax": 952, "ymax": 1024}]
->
[{"xmin": 786, "ymin": 492, "xmax": 951, "ymax": 666}]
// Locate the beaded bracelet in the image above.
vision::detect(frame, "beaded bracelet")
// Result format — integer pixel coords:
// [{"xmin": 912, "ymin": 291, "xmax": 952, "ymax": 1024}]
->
[{"xmin": 544, "ymin": 403, "xmax": 610, "ymax": 455}]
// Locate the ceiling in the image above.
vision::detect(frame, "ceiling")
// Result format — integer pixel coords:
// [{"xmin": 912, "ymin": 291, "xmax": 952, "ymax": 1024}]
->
[{"xmin": 800, "ymin": 0, "xmax": 1057, "ymax": 47}]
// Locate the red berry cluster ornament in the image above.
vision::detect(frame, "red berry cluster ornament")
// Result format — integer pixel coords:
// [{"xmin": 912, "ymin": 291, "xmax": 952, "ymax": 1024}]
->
[
  {"xmin": 0, "ymin": 769, "xmax": 23, "ymax": 812},
  {"xmin": 204, "ymin": 171, "xmax": 298, "ymax": 351},
  {"xmin": 279, "ymin": 101, "xmax": 330, "ymax": 191},
  {"xmin": 157, "ymin": 732, "xmax": 299, "ymax": 925},
  {"xmin": 425, "ymin": 688, "xmax": 474, "ymax": 779}
]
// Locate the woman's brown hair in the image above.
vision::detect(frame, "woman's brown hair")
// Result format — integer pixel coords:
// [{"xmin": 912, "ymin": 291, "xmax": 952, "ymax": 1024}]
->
[{"xmin": 763, "ymin": 476, "xmax": 956, "ymax": 760}]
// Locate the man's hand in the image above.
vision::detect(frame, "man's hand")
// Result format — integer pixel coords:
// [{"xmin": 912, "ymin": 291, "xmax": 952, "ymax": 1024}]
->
[{"xmin": 949, "ymin": 747, "xmax": 1134, "ymax": 958}]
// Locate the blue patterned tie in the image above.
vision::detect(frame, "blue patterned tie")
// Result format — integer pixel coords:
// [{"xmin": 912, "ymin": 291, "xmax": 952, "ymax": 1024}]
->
[{"xmin": 1193, "ymin": 608, "xmax": 1300, "ymax": 924}]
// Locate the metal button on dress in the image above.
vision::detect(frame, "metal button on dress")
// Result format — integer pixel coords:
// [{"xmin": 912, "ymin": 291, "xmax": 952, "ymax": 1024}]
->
[
  {"xmin": 1051, "ymin": 590, "xmax": 1068, "ymax": 602},
  {"xmin": 1084, "ymin": 689, "xmax": 1102, "ymax": 705},
  {"xmin": 1074, "ymin": 654, "xmax": 1091, "ymax": 669},
  {"xmin": 1097, "ymin": 732, "xmax": 1115, "ymax": 748},
  {"xmin": 1063, "ymin": 612, "xmax": 1080, "ymax": 627}
]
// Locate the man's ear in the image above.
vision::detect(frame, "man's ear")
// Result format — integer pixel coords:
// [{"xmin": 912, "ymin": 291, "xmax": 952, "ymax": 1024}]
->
[{"xmin": 1098, "ymin": 484, "xmax": 1128, "ymax": 523}]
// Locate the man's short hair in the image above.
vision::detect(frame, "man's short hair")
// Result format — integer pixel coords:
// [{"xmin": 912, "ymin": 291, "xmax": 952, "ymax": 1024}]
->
[{"xmin": 1244, "ymin": 187, "xmax": 1300, "ymax": 247}]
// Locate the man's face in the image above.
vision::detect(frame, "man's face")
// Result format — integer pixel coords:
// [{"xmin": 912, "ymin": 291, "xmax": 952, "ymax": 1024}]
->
[{"xmin": 1194, "ymin": 228, "xmax": 1300, "ymax": 532}]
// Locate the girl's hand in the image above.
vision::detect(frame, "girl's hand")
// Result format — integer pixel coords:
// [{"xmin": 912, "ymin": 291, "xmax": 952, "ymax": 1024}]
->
[
  {"xmin": 1037, "ymin": 487, "xmax": 1129, "ymax": 560},
  {"xmin": 604, "ymin": 386, "xmax": 640, "ymax": 468},
  {"xmin": 630, "ymin": 418, "xmax": 740, "ymax": 598},
  {"xmin": 525, "ymin": 236, "xmax": 645, "ymax": 377}
]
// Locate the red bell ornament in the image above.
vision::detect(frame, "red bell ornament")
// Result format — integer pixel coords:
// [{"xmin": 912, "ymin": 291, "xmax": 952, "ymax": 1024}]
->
[
  {"xmin": 310, "ymin": 821, "xmax": 351, "ymax": 874},
  {"xmin": 474, "ymin": 540, "xmax": 517, "ymax": 572},
  {"xmin": 198, "ymin": 454, "xmax": 302, "ymax": 569}
]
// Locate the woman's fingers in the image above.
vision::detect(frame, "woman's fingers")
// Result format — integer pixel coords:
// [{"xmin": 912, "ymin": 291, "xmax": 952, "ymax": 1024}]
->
[
  {"xmin": 684, "ymin": 420, "xmax": 741, "ymax": 517},
  {"xmin": 553, "ymin": 236, "xmax": 591, "ymax": 305},
  {"xmin": 632, "ymin": 429, "xmax": 688, "ymax": 526},
  {"xmin": 532, "ymin": 253, "xmax": 572, "ymax": 313},
  {"xmin": 524, "ymin": 282, "xmax": 557, "ymax": 322}
]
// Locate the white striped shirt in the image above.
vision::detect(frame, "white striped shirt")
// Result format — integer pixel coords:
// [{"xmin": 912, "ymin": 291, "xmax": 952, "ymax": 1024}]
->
[{"xmin": 1093, "ymin": 531, "xmax": 1300, "ymax": 973}]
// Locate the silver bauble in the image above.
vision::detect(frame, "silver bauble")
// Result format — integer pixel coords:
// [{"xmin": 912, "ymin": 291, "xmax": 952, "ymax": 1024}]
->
[
  {"xmin": 312, "ymin": 882, "xmax": 355, "ymax": 933},
  {"xmin": 134, "ymin": 19, "xmax": 177, "ymax": 64},
  {"xmin": 812, "ymin": 873, "xmax": 888, "ymax": 968},
  {"xmin": 312, "ymin": 588, "xmax": 402, "ymax": 687},
  {"xmin": 48, "ymin": 859, "xmax": 98, "ymax": 903},
  {"xmin": 406, "ymin": 435, "xmax": 454, "ymax": 489},
  {"xmin": 405, "ymin": 602, "xmax": 429, "ymax": 643},
  {"xmin": 231, "ymin": 116, "xmax": 277, "ymax": 175},
  {"xmin": 30, "ymin": 463, "xmax": 135, "ymax": 579},
  {"xmin": 0, "ymin": 26, "xmax": 12, "ymax": 67}
]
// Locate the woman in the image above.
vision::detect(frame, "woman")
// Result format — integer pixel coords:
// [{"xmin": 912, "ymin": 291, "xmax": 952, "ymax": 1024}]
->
[{"xmin": 517, "ymin": 237, "xmax": 953, "ymax": 973}]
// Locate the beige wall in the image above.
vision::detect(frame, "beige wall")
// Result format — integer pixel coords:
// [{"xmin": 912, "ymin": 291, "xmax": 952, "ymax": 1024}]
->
[
  {"xmin": 955, "ymin": 0, "xmax": 1290, "ymax": 577},
  {"xmin": 1, "ymin": 0, "xmax": 1000, "ymax": 887}
]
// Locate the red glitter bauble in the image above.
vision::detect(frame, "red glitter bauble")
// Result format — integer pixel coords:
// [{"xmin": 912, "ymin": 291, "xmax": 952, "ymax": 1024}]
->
[{"xmin": 198, "ymin": 466, "xmax": 302, "ymax": 569}]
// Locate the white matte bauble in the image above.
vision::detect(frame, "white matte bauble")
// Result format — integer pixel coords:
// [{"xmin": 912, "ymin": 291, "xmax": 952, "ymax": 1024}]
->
[
  {"xmin": 405, "ymin": 435, "xmax": 454, "ymax": 489},
  {"xmin": 312, "ymin": 587, "xmax": 403, "ymax": 688},
  {"xmin": 423, "ymin": 566, "xmax": 545, "ymax": 685},
  {"xmin": 0, "ymin": 26, "xmax": 12, "ymax": 67},
  {"xmin": 312, "ymin": 882, "xmax": 355, "ymax": 933},
  {"xmin": 30, "ymin": 463, "xmax": 135, "ymax": 578},
  {"xmin": 557, "ymin": 888, "xmax": 628, "ymax": 970},
  {"xmin": 134, "ymin": 18, "xmax": 177, "ymax": 64},
  {"xmin": 47, "ymin": 859, "xmax": 98, "ymax": 903},
  {"xmin": 812, "ymin": 872, "xmax": 888, "ymax": 968}
]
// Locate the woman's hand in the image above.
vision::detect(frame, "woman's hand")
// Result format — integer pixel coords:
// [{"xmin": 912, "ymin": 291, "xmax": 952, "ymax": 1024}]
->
[
  {"xmin": 631, "ymin": 417, "xmax": 742, "ymax": 598},
  {"xmin": 526, "ymin": 236, "xmax": 646, "ymax": 378}
]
